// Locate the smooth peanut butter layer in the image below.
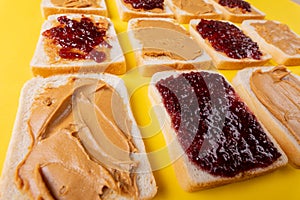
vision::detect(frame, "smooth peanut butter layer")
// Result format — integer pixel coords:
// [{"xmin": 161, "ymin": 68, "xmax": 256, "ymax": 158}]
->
[
  {"xmin": 252, "ymin": 21, "xmax": 300, "ymax": 56},
  {"xmin": 16, "ymin": 78, "xmax": 138, "ymax": 199},
  {"xmin": 172, "ymin": 0, "xmax": 216, "ymax": 15},
  {"xmin": 133, "ymin": 19, "xmax": 202, "ymax": 61},
  {"xmin": 250, "ymin": 66, "xmax": 300, "ymax": 142},
  {"xmin": 51, "ymin": 0, "xmax": 101, "ymax": 8}
]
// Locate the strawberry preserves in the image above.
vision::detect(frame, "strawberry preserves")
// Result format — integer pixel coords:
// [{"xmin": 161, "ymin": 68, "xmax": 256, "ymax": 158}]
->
[
  {"xmin": 123, "ymin": 0, "xmax": 164, "ymax": 10},
  {"xmin": 42, "ymin": 16, "xmax": 111, "ymax": 63},
  {"xmin": 156, "ymin": 71, "xmax": 281, "ymax": 177},
  {"xmin": 196, "ymin": 19, "xmax": 262, "ymax": 60},
  {"xmin": 218, "ymin": 0, "xmax": 251, "ymax": 12}
]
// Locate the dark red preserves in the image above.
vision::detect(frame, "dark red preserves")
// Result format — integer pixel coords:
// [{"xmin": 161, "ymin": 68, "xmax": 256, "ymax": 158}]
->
[
  {"xmin": 42, "ymin": 16, "xmax": 111, "ymax": 63},
  {"xmin": 123, "ymin": 0, "xmax": 164, "ymax": 10},
  {"xmin": 218, "ymin": 0, "xmax": 251, "ymax": 12},
  {"xmin": 196, "ymin": 19, "xmax": 262, "ymax": 60},
  {"xmin": 156, "ymin": 71, "xmax": 281, "ymax": 177}
]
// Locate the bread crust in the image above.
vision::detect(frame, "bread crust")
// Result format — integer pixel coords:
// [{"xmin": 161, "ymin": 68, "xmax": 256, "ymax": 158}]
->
[
  {"xmin": 127, "ymin": 18, "xmax": 212, "ymax": 77},
  {"xmin": 165, "ymin": 0, "xmax": 222, "ymax": 24},
  {"xmin": 30, "ymin": 14, "xmax": 126, "ymax": 77},
  {"xmin": 232, "ymin": 67, "xmax": 300, "ymax": 168},
  {"xmin": 115, "ymin": 0, "xmax": 174, "ymax": 21},
  {"xmin": 148, "ymin": 70, "xmax": 288, "ymax": 192},
  {"xmin": 41, "ymin": 0, "xmax": 108, "ymax": 18},
  {"xmin": 206, "ymin": 0, "xmax": 265, "ymax": 23},
  {"xmin": 241, "ymin": 20, "xmax": 300, "ymax": 66},
  {"xmin": 0, "ymin": 74, "xmax": 157, "ymax": 200},
  {"xmin": 189, "ymin": 19, "xmax": 271, "ymax": 70}
]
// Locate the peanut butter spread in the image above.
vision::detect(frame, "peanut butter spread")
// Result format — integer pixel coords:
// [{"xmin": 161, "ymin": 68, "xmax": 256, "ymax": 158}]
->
[
  {"xmin": 133, "ymin": 20, "xmax": 202, "ymax": 61},
  {"xmin": 16, "ymin": 78, "xmax": 139, "ymax": 199},
  {"xmin": 172, "ymin": 0, "xmax": 216, "ymax": 15},
  {"xmin": 252, "ymin": 21, "xmax": 300, "ymax": 56},
  {"xmin": 250, "ymin": 66, "xmax": 300, "ymax": 142},
  {"xmin": 51, "ymin": 0, "xmax": 100, "ymax": 8}
]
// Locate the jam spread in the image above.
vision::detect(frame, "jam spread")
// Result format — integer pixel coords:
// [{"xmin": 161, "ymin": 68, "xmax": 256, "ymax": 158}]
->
[
  {"xmin": 123, "ymin": 0, "xmax": 164, "ymax": 10},
  {"xmin": 156, "ymin": 71, "xmax": 281, "ymax": 177},
  {"xmin": 42, "ymin": 16, "xmax": 111, "ymax": 63},
  {"xmin": 218, "ymin": 0, "xmax": 251, "ymax": 12},
  {"xmin": 196, "ymin": 19, "xmax": 262, "ymax": 60}
]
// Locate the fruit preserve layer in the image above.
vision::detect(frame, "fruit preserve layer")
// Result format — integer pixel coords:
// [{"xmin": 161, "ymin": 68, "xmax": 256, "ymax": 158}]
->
[
  {"xmin": 156, "ymin": 71, "xmax": 281, "ymax": 177},
  {"xmin": 196, "ymin": 19, "xmax": 262, "ymax": 60}
]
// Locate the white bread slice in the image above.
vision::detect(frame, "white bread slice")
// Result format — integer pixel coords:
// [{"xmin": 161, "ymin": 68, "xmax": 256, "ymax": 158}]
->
[
  {"xmin": 206, "ymin": 0, "xmax": 265, "ymax": 23},
  {"xmin": 241, "ymin": 20, "xmax": 300, "ymax": 66},
  {"xmin": 127, "ymin": 18, "xmax": 212, "ymax": 77},
  {"xmin": 148, "ymin": 70, "xmax": 288, "ymax": 192},
  {"xmin": 0, "ymin": 73, "xmax": 157, "ymax": 200},
  {"xmin": 115, "ymin": 0, "xmax": 174, "ymax": 21},
  {"xmin": 232, "ymin": 67, "xmax": 300, "ymax": 168},
  {"xmin": 189, "ymin": 19, "xmax": 271, "ymax": 70},
  {"xmin": 41, "ymin": 0, "xmax": 108, "ymax": 18},
  {"xmin": 30, "ymin": 14, "xmax": 126, "ymax": 77},
  {"xmin": 165, "ymin": 0, "xmax": 222, "ymax": 24}
]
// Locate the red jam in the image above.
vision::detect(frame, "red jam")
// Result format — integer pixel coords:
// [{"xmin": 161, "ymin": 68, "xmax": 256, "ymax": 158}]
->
[
  {"xmin": 156, "ymin": 71, "xmax": 281, "ymax": 177},
  {"xmin": 42, "ymin": 16, "xmax": 111, "ymax": 63},
  {"xmin": 196, "ymin": 19, "xmax": 262, "ymax": 60},
  {"xmin": 123, "ymin": 0, "xmax": 164, "ymax": 10},
  {"xmin": 218, "ymin": 0, "xmax": 251, "ymax": 12}
]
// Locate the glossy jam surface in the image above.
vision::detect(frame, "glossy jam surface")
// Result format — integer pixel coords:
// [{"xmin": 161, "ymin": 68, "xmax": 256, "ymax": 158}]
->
[
  {"xmin": 156, "ymin": 71, "xmax": 281, "ymax": 177},
  {"xmin": 42, "ymin": 16, "xmax": 111, "ymax": 63},
  {"xmin": 196, "ymin": 19, "xmax": 262, "ymax": 60},
  {"xmin": 218, "ymin": 0, "xmax": 251, "ymax": 12},
  {"xmin": 123, "ymin": 0, "xmax": 164, "ymax": 10}
]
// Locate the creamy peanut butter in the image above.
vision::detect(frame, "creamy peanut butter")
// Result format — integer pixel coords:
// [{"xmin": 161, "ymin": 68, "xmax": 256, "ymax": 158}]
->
[
  {"xmin": 16, "ymin": 78, "xmax": 138, "ymax": 199},
  {"xmin": 133, "ymin": 20, "xmax": 202, "ymax": 61},
  {"xmin": 250, "ymin": 66, "xmax": 300, "ymax": 142},
  {"xmin": 51, "ymin": 0, "xmax": 100, "ymax": 8},
  {"xmin": 172, "ymin": 0, "xmax": 215, "ymax": 15},
  {"xmin": 252, "ymin": 21, "xmax": 300, "ymax": 55}
]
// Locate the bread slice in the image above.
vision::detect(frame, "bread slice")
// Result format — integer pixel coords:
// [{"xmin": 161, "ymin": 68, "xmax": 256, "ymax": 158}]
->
[
  {"xmin": 148, "ymin": 70, "xmax": 287, "ymax": 192},
  {"xmin": 206, "ymin": 0, "xmax": 265, "ymax": 23},
  {"xmin": 127, "ymin": 18, "xmax": 212, "ymax": 77},
  {"xmin": 0, "ymin": 73, "xmax": 157, "ymax": 200},
  {"xmin": 189, "ymin": 19, "xmax": 271, "ymax": 70},
  {"xmin": 115, "ymin": 0, "xmax": 174, "ymax": 21},
  {"xmin": 241, "ymin": 20, "xmax": 300, "ymax": 66},
  {"xmin": 30, "ymin": 14, "xmax": 126, "ymax": 77},
  {"xmin": 41, "ymin": 0, "xmax": 108, "ymax": 18},
  {"xmin": 232, "ymin": 67, "xmax": 300, "ymax": 167},
  {"xmin": 165, "ymin": 0, "xmax": 222, "ymax": 24}
]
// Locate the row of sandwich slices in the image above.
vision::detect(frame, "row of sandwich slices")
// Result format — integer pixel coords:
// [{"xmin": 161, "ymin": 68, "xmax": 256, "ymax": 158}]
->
[{"xmin": 0, "ymin": 0, "xmax": 300, "ymax": 199}]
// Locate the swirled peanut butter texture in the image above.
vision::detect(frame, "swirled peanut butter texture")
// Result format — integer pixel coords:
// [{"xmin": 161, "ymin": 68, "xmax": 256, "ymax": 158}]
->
[
  {"xmin": 252, "ymin": 21, "xmax": 300, "ymax": 55},
  {"xmin": 16, "ymin": 78, "xmax": 138, "ymax": 199},
  {"xmin": 51, "ymin": 0, "xmax": 100, "ymax": 8},
  {"xmin": 250, "ymin": 66, "xmax": 300, "ymax": 142},
  {"xmin": 172, "ymin": 0, "xmax": 216, "ymax": 15},
  {"xmin": 133, "ymin": 20, "xmax": 202, "ymax": 61}
]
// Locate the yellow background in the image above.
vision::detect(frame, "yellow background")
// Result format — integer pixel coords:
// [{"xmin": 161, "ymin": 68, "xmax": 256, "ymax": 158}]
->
[{"xmin": 0, "ymin": 0, "xmax": 300, "ymax": 199}]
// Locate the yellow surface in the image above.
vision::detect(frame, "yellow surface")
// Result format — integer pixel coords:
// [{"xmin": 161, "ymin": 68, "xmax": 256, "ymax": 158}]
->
[{"xmin": 0, "ymin": 0, "xmax": 300, "ymax": 199}]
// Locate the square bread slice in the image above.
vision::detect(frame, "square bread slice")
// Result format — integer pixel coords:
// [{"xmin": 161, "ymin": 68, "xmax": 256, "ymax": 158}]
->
[
  {"xmin": 206, "ymin": 0, "xmax": 265, "ymax": 23},
  {"xmin": 0, "ymin": 73, "xmax": 157, "ymax": 200},
  {"xmin": 115, "ymin": 0, "xmax": 174, "ymax": 21},
  {"xmin": 165, "ymin": 0, "xmax": 222, "ymax": 24},
  {"xmin": 30, "ymin": 14, "xmax": 126, "ymax": 77},
  {"xmin": 189, "ymin": 19, "xmax": 271, "ymax": 70},
  {"xmin": 241, "ymin": 20, "xmax": 300, "ymax": 66},
  {"xmin": 232, "ymin": 66, "xmax": 300, "ymax": 167},
  {"xmin": 41, "ymin": 0, "xmax": 108, "ymax": 18},
  {"xmin": 127, "ymin": 18, "xmax": 212, "ymax": 77},
  {"xmin": 148, "ymin": 70, "xmax": 287, "ymax": 192}
]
